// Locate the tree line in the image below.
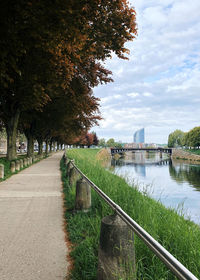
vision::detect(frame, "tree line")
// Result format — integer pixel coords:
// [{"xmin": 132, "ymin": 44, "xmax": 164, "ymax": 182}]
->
[
  {"xmin": 98, "ymin": 138, "xmax": 123, "ymax": 148},
  {"xmin": 168, "ymin": 127, "xmax": 200, "ymax": 148},
  {"xmin": 0, "ymin": 1, "xmax": 137, "ymax": 160}
]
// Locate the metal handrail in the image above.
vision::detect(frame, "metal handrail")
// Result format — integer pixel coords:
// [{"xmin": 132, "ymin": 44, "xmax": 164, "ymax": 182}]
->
[{"xmin": 69, "ymin": 159, "xmax": 199, "ymax": 280}]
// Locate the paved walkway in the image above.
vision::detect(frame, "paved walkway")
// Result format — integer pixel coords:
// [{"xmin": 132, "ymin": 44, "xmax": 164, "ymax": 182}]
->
[{"xmin": 0, "ymin": 152, "xmax": 68, "ymax": 280}]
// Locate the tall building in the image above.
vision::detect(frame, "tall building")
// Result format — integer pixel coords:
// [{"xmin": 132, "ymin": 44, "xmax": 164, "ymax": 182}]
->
[{"xmin": 134, "ymin": 128, "xmax": 145, "ymax": 143}]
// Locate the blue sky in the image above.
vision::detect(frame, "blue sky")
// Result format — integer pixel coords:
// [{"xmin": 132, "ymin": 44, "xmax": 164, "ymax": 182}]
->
[{"xmin": 93, "ymin": 0, "xmax": 200, "ymax": 144}]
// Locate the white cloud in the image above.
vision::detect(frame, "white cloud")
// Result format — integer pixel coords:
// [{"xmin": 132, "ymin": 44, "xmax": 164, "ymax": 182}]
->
[
  {"xmin": 93, "ymin": 0, "xmax": 200, "ymax": 143},
  {"xmin": 127, "ymin": 92, "xmax": 139, "ymax": 98},
  {"xmin": 143, "ymin": 92, "xmax": 152, "ymax": 97}
]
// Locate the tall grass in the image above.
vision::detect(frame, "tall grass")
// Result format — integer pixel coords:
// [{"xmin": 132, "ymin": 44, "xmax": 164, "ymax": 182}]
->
[
  {"xmin": 61, "ymin": 149, "xmax": 200, "ymax": 280},
  {"xmin": 185, "ymin": 149, "xmax": 200, "ymax": 155}
]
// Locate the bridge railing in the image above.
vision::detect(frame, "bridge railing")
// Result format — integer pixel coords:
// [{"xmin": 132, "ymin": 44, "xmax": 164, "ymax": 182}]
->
[
  {"xmin": 111, "ymin": 147, "xmax": 172, "ymax": 155},
  {"xmin": 64, "ymin": 154, "xmax": 198, "ymax": 280}
]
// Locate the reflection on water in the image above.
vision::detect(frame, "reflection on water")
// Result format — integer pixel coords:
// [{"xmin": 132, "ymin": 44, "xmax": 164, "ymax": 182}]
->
[
  {"xmin": 169, "ymin": 161, "xmax": 200, "ymax": 191},
  {"xmin": 111, "ymin": 151, "xmax": 200, "ymax": 224}
]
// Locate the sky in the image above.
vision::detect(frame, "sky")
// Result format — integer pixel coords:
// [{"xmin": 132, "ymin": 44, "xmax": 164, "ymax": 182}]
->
[{"xmin": 92, "ymin": 0, "xmax": 200, "ymax": 144}]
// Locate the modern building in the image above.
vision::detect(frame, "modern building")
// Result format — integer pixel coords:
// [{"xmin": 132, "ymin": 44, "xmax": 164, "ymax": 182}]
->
[{"xmin": 133, "ymin": 128, "xmax": 145, "ymax": 143}]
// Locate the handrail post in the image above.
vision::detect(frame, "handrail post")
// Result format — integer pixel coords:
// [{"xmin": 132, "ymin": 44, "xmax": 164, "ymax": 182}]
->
[
  {"xmin": 68, "ymin": 161, "xmax": 81, "ymax": 186},
  {"xmin": 97, "ymin": 213, "xmax": 136, "ymax": 280},
  {"xmin": 66, "ymin": 160, "xmax": 73, "ymax": 177},
  {"xmin": 75, "ymin": 178, "xmax": 91, "ymax": 212}
]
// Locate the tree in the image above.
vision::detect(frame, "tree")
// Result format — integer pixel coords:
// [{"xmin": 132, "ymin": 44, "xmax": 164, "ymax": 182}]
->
[
  {"xmin": 168, "ymin": 130, "xmax": 184, "ymax": 148},
  {"xmin": 0, "ymin": 0, "xmax": 137, "ymax": 159},
  {"xmin": 187, "ymin": 127, "xmax": 200, "ymax": 148},
  {"xmin": 106, "ymin": 138, "xmax": 115, "ymax": 147},
  {"xmin": 86, "ymin": 133, "xmax": 94, "ymax": 148},
  {"xmin": 115, "ymin": 142, "xmax": 123, "ymax": 148},
  {"xmin": 181, "ymin": 132, "xmax": 189, "ymax": 147},
  {"xmin": 92, "ymin": 132, "xmax": 99, "ymax": 146},
  {"xmin": 98, "ymin": 138, "xmax": 106, "ymax": 147}
]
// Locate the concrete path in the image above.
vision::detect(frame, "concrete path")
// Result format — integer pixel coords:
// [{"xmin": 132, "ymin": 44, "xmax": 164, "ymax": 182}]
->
[{"xmin": 0, "ymin": 152, "xmax": 68, "ymax": 280}]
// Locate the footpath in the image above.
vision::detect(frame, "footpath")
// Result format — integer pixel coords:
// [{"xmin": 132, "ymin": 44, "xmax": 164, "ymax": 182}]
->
[{"xmin": 0, "ymin": 152, "xmax": 68, "ymax": 280}]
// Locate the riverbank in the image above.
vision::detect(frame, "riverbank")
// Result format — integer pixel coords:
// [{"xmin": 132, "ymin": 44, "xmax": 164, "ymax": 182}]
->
[
  {"xmin": 61, "ymin": 149, "xmax": 200, "ymax": 280},
  {"xmin": 172, "ymin": 148, "xmax": 200, "ymax": 163}
]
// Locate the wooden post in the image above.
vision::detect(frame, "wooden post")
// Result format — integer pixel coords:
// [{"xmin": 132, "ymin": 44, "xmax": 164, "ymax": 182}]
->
[
  {"xmin": 0, "ymin": 164, "xmax": 4, "ymax": 179},
  {"xmin": 20, "ymin": 159, "xmax": 23, "ymax": 169},
  {"xmin": 15, "ymin": 160, "xmax": 20, "ymax": 171},
  {"xmin": 98, "ymin": 214, "xmax": 136, "ymax": 280},
  {"xmin": 24, "ymin": 158, "xmax": 27, "ymax": 167},
  {"xmin": 66, "ymin": 161, "xmax": 74, "ymax": 177},
  {"xmin": 75, "ymin": 178, "xmax": 91, "ymax": 211},
  {"xmin": 63, "ymin": 153, "xmax": 67, "ymax": 164},
  {"xmin": 11, "ymin": 161, "xmax": 16, "ymax": 173},
  {"xmin": 69, "ymin": 166, "xmax": 80, "ymax": 186}
]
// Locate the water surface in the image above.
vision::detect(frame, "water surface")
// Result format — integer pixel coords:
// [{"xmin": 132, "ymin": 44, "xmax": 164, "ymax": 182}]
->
[{"xmin": 111, "ymin": 151, "xmax": 200, "ymax": 224}]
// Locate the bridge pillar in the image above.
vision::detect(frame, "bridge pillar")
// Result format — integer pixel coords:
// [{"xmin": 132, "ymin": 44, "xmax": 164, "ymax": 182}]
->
[{"xmin": 159, "ymin": 151, "xmax": 163, "ymax": 158}]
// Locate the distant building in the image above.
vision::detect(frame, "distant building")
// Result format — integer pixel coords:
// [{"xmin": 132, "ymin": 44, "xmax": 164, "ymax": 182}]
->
[
  {"xmin": 133, "ymin": 128, "xmax": 145, "ymax": 143},
  {"xmin": 124, "ymin": 143, "xmax": 138, "ymax": 148}
]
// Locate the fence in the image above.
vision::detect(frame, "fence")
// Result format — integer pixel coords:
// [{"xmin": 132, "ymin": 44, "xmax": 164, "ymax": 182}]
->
[{"xmin": 64, "ymin": 153, "xmax": 199, "ymax": 280}]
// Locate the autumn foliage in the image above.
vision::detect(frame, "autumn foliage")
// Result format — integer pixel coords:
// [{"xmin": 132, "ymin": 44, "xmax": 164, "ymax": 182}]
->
[{"xmin": 0, "ymin": 0, "xmax": 137, "ymax": 159}]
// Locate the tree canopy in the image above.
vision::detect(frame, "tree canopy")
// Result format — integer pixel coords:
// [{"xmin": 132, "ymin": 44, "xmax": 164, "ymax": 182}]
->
[
  {"xmin": 186, "ymin": 127, "xmax": 200, "ymax": 148},
  {"xmin": 168, "ymin": 130, "xmax": 184, "ymax": 148},
  {"xmin": 168, "ymin": 127, "xmax": 200, "ymax": 148},
  {"xmin": 0, "ymin": 0, "xmax": 137, "ymax": 159}
]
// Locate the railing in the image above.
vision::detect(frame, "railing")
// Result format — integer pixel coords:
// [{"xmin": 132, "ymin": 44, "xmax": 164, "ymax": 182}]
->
[
  {"xmin": 111, "ymin": 147, "xmax": 172, "ymax": 155},
  {"xmin": 67, "ymin": 157, "xmax": 198, "ymax": 280}
]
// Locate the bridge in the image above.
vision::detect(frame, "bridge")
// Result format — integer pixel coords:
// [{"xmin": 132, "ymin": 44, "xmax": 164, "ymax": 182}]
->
[{"xmin": 110, "ymin": 147, "xmax": 172, "ymax": 156}]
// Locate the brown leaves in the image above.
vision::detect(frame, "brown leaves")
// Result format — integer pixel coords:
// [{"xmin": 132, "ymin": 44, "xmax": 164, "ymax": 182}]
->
[{"xmin": 0, "ymin": 0, "xmax": 137, "ymax": 144}]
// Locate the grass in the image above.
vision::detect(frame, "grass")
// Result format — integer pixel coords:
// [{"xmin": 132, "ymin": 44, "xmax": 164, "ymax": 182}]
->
[
  {"xmin": 61, "ymin": 148, "xmax": 200, "ymax": 280},
  {"xmin": 185, "ymin": 149, "xmax": 200, "ymax": 155}
]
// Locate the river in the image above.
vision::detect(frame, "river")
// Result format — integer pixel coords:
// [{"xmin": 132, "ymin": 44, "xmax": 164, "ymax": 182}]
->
[{"xmin": 111, "ymin": 151, "xmax": 200, "ymax": 225}]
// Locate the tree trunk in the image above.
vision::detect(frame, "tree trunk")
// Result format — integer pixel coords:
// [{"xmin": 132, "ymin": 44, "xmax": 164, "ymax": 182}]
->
[
  {"xmin": 45, "ymin": 140, "xmax": 49, "ymax": 155},
  {"xmin": 49, "ymin": 139, "xmax": 53, "ymax": 152},
  {"xmin": 53, "ymin": 141, "xmax": 56, "ymax": 151},
  {"xmin": 37, "ymin": 138, "xmax": 43, "ymax": 155},
  {"xmin": 27, "ymin": 133, "xmax": 34, "ymax": 157},
  {"xmin": 6, "ymin": 110, "xmax": 20, "ymax": 161}
]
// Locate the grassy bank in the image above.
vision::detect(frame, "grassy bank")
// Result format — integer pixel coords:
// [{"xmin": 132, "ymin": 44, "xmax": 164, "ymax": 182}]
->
[
  {"xmin": 61, "ymin": 149, "xmax": 200, "ymax": 280},
  {"xmin": 185, "ymin": 149, "xmax": 200, "ymax": 155}
]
